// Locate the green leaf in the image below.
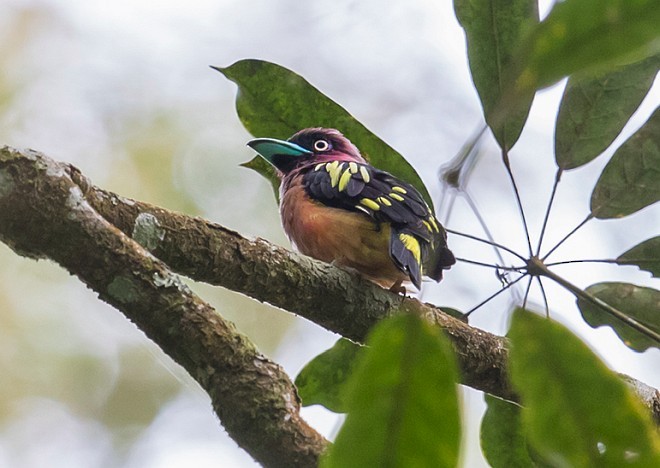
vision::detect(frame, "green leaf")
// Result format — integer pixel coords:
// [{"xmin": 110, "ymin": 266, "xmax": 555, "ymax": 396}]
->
[
  {"xmin": 516, "ymin": 0, "xmax": 660, "ymax": 91},
  {"xmin": 591, "ymin": 107, "xmax": 660, "ymax": 218},
  {"xmin": 578, "ymin": 282, "xmax": 660, "ymax": 352},
  {"xmin": 509, "ymin": 309, "xmax": 660, "ymax": 466},
  {"xmin": 481, "ymin": 395, "xmax": 541, "ymax": 468},
  {"xmin": 555, "ymin": 54, "xmax": 660, "ymax": 169},
  {"xmin": 240, "ymin": 156, "xmax": 280, "ymax": 202},
  {"xmin": 214, "ymin": 60, "xmax": 434, "ymax": 208},
  {"xmin": 617, "ymin": 236, "xmax": 660, "ymax": 277},
  {"xmin": 322, "ymin": 314, "xmax": 461, "ymax": 468},
  {"xmin": 294, "ymin": 338, "xmax": 363, "ymax": 413},
  {"xmin": 454, "ymin": 0, "xmax": 538, "ymax": 151}
]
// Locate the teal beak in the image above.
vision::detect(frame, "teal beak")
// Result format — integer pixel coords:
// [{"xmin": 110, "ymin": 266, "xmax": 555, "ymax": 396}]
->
[{"xmin": 247, "ymin": 138, "xmax": 312, "ymax": 171}]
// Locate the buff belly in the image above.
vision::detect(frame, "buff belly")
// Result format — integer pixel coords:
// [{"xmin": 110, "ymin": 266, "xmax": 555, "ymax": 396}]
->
[{"xmin": 280, "ymin": 184, "xmax": 407, "ymax": 288}]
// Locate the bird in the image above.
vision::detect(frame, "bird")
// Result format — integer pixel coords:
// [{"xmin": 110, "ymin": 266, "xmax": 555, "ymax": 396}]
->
[{"xmin": 247, "ymin": 128, "xmax": 455, "ymax": 292}]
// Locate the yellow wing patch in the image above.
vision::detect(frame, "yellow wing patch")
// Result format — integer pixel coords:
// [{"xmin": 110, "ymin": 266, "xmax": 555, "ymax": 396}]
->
[
  {"xmin": 326, "ymin": 161, "xmax": 344, "ymax": 188},
  {"xmin": 398, "ymin": 233, "xmax": 421, "ymax": 265},
  {"xmin": 338, "ymin": 167, "xmax": 352, "ymax": 192},
  {"xmin": 359, "ymin": 166, "xmax": 371, "ymax": 183},
  {"xmin": 360, "ymin": 198, "xmax": 380, "ymax": 211}
]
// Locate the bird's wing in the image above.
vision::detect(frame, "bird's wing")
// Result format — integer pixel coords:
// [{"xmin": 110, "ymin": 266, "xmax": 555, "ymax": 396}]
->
[{"xmin": 303, "ymin": 161, "xmax": 453, "ymax": 287}]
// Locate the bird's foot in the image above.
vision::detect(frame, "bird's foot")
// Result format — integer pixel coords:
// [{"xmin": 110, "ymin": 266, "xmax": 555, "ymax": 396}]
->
[{"xmin": 389, "ymin": 280, "xmax": 407, "ymax": 296}]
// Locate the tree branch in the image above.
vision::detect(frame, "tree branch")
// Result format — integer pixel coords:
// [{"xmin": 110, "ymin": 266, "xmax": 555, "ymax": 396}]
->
[
  {"xmin": 0, "ymin": 146, "xmax": 327, "ymax": 467},
  {"xmin": 1, "ymin": 146, "xmax": 658, "ymax": 454}
]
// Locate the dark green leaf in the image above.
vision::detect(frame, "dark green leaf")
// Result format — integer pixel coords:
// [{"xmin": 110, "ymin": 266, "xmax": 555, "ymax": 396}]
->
[
  {"xmin": 578, "ymin": 282, "xmax": 660, "ymax": 351},
  {"xmin": 240, "ymin": 156, "xmax": 280, "ymax": 202},
  {"xmin": 516, "ymin": 0, "xmax": 660, "ymax": 91},
  {"xmin": 509, "ymin": 309, "xmax": 660, "ymax": 466},
  {"xmin": 481, "ymin": 395, "xmax": 541, "ymax": 468},
  {"xmin": 617, "ymin": 236, "xmax": 660, "ymax": 277},
  {"xmin": 454, "ymin": 0, "xmax": 538, "ymax": 151},
  {"xmin": 591, "ymin": 107, "xmax": 660, "ymax": 218},
  {"xmin": 322, "ymin": 314, "xmax": 460, "ymax": 468},
  {"xmin": 555, "ymin": 54, "xmax": 660, "ymax": 169},
  {"xmin": 214, "ymin": 60, "xmax": 434, "ymax": 208},
  {"xmin": 294, "ymin": 338, "xmax": 363, "ymax": 413}
]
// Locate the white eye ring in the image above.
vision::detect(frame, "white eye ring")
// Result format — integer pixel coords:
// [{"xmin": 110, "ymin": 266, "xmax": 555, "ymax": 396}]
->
[{"xmin": 313, "ymin": 139, "xmax": 330, "ymax": 152}]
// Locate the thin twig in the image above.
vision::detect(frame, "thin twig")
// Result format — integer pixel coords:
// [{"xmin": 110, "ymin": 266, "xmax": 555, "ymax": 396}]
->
[
  {"xmin": 536, "ymin": 277, "xmax": 550, "ymax": 318},
  {"xmin": 445, "ymin": 228, "xmax": 527, "ymax": 262},
  {"xmin": 465, "ymin": 274, "xmax": 527, "ymax": 317},
  {"xmin": 535, "ymin": 260, "xmax": 660, "ymax": 344},
  {"xmin": 542, "ymin": 213, "xmax": 594, "ymax": 261},
  {"xmin": 522, "ymin": 276, "xmax": 533, "ymax": 310},
  {"xmin": 464, "ymin": 190, "xmax": 508, "ymax": 267},
  {"xmin": 454, "ymin": 257, "xmax": 525, "ymax": 271},
  {"xmin": 501, "ymin": 149, "xmax": 533, "ymax": 256},
  {"xmin": 546, "ymin": 259, "xmax": 618, "ymax": 267},
  {"xmin": 536, "ymin": 169, "xmax": 563, "ymax": 256}
]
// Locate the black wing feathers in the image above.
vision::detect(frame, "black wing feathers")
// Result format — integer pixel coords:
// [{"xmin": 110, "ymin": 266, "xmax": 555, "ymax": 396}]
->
[{"xmin": 302, "ymin": 161, "xmax": 454, "ymax": 287}]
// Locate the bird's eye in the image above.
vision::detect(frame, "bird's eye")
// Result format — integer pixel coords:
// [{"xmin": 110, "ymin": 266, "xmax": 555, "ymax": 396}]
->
[{"xmin": 313, "ymin": 139, "xmax": 330, "ymax": 152}]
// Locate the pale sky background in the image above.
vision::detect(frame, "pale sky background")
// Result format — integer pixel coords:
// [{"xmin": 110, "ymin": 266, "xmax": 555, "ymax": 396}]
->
[{"xmin": 0, "ymin": 0, "xmax": 658, "ymax": 467}]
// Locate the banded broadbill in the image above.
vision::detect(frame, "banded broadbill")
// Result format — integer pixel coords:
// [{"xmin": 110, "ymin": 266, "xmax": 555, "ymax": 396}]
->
[{"xmin": 248, "ymin": 128, "xmax": 455, "ymax": 292}]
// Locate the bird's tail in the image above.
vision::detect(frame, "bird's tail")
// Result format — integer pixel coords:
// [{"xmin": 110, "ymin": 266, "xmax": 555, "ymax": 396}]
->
[{"xmin": 424, "ymin": 228, "xmax": 456, "ymax": 282}]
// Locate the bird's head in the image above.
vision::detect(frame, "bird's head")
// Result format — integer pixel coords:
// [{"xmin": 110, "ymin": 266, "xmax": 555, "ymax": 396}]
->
[{"xmin": 247, "ymin": 128, "xmax": 366, "ymax": 175}]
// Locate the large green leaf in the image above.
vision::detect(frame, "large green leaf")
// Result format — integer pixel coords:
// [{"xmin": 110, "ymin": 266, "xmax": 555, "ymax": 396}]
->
[
  {"xmin": 481, "ymin": 395, "xmax": 542, "ymax": 468},
  {"xmin": 516, "ymin": 0, "xmax": 660, "ymax": 91},
  {"xmin": 555, "ymin": 54, "xmax": 660, "ymax": 169},
  {"xmin": 294, "ymin": 338, "xmax": 362, "ymax": 414},
  {"xmin": 322, "ymin": 314, "xmax": 460, "ymax": 468},
  {"xmin": 591, "ymin": 107, "xmax": 660, "ymax": 218},
  {"xmin": 509, "ymin": 309, "xmax": 660, "ymax": 466},
  {"xmin": 454, "ymin": 0, "xmax": 538, "ymax": 151},
  {"xmin": 214, "ymin": 60, "xmax": 434, "ymax": 208},
  {"xmin": 617, "ymin": 236, "xmax": 660, "ymax": 277},
  {"xmin": 578, "ymin": 282, "xmax": 660, "ymax": 352}
]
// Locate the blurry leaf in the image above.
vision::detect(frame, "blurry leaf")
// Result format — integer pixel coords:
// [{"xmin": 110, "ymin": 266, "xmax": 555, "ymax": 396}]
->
[
  {"xmin": 555, "ymin": 54, "xmax": 660, "ymax": 169},
  {"xmin": 509, "ymin": 309, "xmax": 660, "ymax": 466},
  {"xmin": 454, "ymin": 0, "xmax": 538, "ymax": 151},
  {"xmin": 481, "ymin": 395, "xmax": 543, "ymax": 468},
  {"xmin": 295, "ymin": 338, "xmax": 363, "ymax": 413},
  {"xmin": 240, "ymin": 156, "xmax": 280, "ymax": 202},
  {"xmin": 214, "ymin": 60, "xmax": 434, "ymax": 208},
  {"xmin": 516, "ymin": 0, "xmax": 660, "ymax": 91},
  {"xmin": 578, "ymin": 282, "xmax": 660, "ymax": 352},
  {"xmin": 322, "ymin": 314, "xmax": 460, "ymax": 468},
  {"xmin": 617, "ymin": 236, "xmax": 660, "ymax": 277},
  {"xmin": 591, "ymin": 108, "xmax": 660, "ymax": 218}
]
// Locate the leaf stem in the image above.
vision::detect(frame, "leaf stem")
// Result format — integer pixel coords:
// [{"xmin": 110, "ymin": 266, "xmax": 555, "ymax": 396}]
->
[
  {"xmin": 464, "ymin": 189, "xmax": 509, "ymax": 267},
  {"xmin": 542, "ymin": 213, "xmax": 594, "ymax": 261},
  {"xmin": 501, "ymin": 149, "xmax": 533, "ymax": 256},
  {"xmin": 465, "ymin": 273, "xmax": 527, "ymax": 317},
  {"xmin": 536, "ymin": 277, "xmax": 550, "ymax": 318},
  {"xmin": 536, "ymin": 169, "xmax": 563, "ymax": 256},
  {"xmin": 445, "ymin": 228, "xmax": 527, "ymax": 262},
  {"xmin": 531, "ymin": 258, "xmax": 660, "ymax": 344},
  {"xmin": 454, "ymin": 257, "xmax": 525, "ymax": 271},
  {"xmin": 522, "ymin": 276, "xmax": 533, "ymax": 309},
  {"xmin": 545, "ymin": 259, "xmax": 617, "ymax": 267}
]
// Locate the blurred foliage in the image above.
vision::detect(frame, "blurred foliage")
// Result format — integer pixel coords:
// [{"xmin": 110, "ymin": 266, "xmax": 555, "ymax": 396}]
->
[
  {"xmin": 618, "ymin": 236, "xmax": 660, "ymax": 278},
  {"xmin": 322, "ymin": 314, "xmax": 461, "ymax": 468},
  {"xmin": 216, "ymin": 60, "xmax": 435, "ymax": 208},
  {"xmin": 555, "ymin": 54, "xmax": 659, "ymax": 169},
  {"xmin": 578, "ymin": 282, "xmax": 660, "ymax": 352},
  {"xmin": 454, "ymin": 0, "xmax": 538, "ymax": 151},
  {"xmin": 509, "ymin": 309, "xmax": 660, "ymax": 466}
]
